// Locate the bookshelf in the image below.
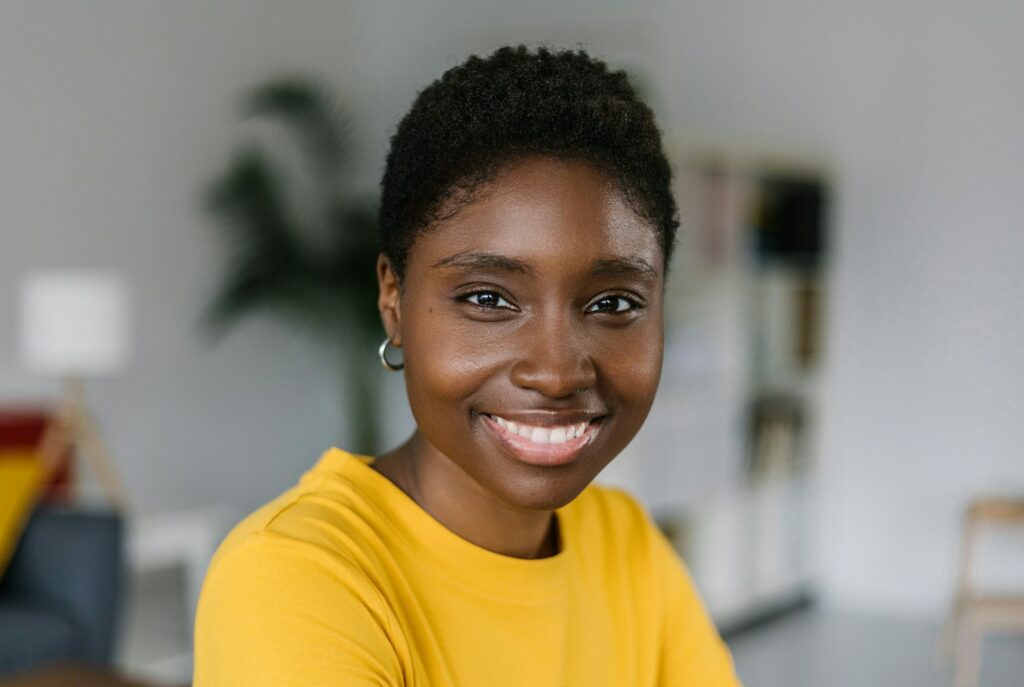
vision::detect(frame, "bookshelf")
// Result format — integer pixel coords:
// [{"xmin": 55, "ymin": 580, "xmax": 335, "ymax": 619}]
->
[{"xmin": 635, "ymin": 148, "xmax": 831, "ymax": 627}]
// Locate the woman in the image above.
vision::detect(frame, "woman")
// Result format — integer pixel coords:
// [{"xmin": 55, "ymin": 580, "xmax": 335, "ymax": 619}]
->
[{"xmin": 194, "ymin": 45, "xmax": 740, "ymax": 686}]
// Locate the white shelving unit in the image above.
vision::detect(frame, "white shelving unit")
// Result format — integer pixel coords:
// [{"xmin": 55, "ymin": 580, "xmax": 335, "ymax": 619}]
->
[{"xmin": 608, "ymin": 150, "xmax": 831, "ymax": 629}]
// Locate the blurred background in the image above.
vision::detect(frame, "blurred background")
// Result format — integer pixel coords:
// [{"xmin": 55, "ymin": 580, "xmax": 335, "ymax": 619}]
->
[{"xmin": 1, "ymin": 1, "xmax": 1023, "ymax": 686}]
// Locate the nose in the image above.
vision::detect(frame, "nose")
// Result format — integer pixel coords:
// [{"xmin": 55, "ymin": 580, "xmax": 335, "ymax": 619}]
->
[{"xmin": 509, "ymin": 313, "xmax": 597, "ymax": 399}]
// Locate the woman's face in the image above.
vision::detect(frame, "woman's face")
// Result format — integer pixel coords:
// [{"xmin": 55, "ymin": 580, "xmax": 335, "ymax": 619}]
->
[{"xmin": 379, "ymin": 156, "xmax": 664, "ymax": 511}]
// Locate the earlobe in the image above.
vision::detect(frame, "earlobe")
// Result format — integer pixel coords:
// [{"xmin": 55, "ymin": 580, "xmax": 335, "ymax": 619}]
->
[{"xmin": 376, "ymin": 253, "xmax": 402, "ymax": 346}]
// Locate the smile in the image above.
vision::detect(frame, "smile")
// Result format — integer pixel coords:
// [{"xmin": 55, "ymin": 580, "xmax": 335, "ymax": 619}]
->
[{"xmin": 481, "ymin": 413, "xmax": 602, "ymax": 467}]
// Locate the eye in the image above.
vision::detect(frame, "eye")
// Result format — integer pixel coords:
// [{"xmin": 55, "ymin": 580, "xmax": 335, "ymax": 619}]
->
[
  {"xmin": 462, "ymin": 290, "xmax": 516, "ymax": 310},
  {"xmin": 586, "ymin": 295, "xmax": 642, "ymax": 314}
]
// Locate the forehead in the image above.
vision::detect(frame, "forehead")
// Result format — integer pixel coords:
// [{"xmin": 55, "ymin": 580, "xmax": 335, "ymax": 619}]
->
[{"xmin": 406, "ymin": 157, "xmax": 663, "ymax": 278}]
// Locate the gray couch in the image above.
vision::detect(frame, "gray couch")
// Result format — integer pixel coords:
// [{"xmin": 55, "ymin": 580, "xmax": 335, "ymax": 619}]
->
[{"xmin": 0, "ymin": 506, "xmax": 124, "ymax": 677}]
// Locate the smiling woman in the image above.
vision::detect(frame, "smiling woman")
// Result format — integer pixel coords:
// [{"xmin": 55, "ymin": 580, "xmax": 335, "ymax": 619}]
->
[
  {"xmin": 375, "ymin": 157, "xmax": 665, "ymax": 534},
  {"xmin": 194, "ymin": 46, "xmax": 741, "ymax": 686}
]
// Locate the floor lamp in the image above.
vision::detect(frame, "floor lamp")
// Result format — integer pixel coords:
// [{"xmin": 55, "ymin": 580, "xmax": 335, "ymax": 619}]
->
[{"xmin": 19, "ymin": 271, "xmax": 132, "ymax": 512}]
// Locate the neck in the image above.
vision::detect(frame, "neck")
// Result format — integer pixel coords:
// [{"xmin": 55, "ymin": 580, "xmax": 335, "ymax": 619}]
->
[{"xmin": 372, "ymin": 432, "xmax": 559, "ymax": 559}]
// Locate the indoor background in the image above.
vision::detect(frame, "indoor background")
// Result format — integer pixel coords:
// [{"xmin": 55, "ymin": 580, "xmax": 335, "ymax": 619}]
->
[{"xmin": 1, "ymin": 1, "xmax": 1022, "ymax": 686}]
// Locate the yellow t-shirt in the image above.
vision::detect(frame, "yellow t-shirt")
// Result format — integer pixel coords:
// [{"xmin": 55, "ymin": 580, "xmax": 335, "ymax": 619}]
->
[{"xmin": 193, "ymin": 448, "xmax": 740, "ymax": 686}]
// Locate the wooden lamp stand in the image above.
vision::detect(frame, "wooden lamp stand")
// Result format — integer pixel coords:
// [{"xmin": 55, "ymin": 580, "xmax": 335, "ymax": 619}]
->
[{"xmin": 37, "ymin": 376, "xmax": 131, "ymax": 513}]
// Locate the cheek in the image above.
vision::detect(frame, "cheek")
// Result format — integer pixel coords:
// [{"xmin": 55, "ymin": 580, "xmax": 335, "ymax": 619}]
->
[
  {"xmin": 601, "ymin": 325, "xmax": 663, "ymax": 408},
  {"xmin": 401, "ymin": 306, "xmax": 501, "ymax": 418}
]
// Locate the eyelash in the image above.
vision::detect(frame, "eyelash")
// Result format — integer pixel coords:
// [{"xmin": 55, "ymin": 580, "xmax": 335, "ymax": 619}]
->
[
  {"xmin": 457, "ymin": 290, "xmax": 644, "ymax": 315},
  {"xmin": 462, "ymin": 290, "xmax": 516, "ymax": 311},
  {"xmin": 586, "ymin": 295, "xmax": 643, "ymax": 314}
]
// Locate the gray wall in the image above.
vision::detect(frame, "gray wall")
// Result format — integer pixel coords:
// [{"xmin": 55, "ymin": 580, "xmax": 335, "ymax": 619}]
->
[
  {"xmin": 0, "ymin": 1, "xmax": 378, "ymax": 515},
  {"xmin": 3, "ymin": 1, "xmax": 1023, "ymax": 616}
]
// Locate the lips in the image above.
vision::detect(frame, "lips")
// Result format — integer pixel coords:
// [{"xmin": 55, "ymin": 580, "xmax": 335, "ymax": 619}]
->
[{"xmin": 480, "ymin": 412, "xmax": 604, "ymax": 467}]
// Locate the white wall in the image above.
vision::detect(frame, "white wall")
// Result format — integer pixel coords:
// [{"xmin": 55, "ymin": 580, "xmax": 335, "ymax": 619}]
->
[
  {"xmin": 3, "ymin": 1, "xmax": 1022, "ymax": 617},
  {"xmin": 818, "ymin": 3, "xmax": 1024, "ymax": 616},
  {"xmin": 644, "ymin": 0, "xmax": 1024, "ymax": 617}
]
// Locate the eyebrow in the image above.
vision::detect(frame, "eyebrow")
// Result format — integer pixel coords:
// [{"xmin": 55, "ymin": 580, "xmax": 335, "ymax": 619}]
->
[
  {"xmin": 590, "ymin": 257, "xmax": 658, "ymax": 278},
  {"xmin": 431, "ymin": 251, "xmax": 658, "ymax": 279},
  {"xmin": 431, "ymin": 251, "xmax": 533, "ymax": 275}
]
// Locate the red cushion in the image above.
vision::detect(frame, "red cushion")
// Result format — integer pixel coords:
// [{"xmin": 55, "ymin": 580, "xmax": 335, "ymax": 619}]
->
[{"xmin": 0, "ymin": 406, "xmax": 74, "ymax": 504}]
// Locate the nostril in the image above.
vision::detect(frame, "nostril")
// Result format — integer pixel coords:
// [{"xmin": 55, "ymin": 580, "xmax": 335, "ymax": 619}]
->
[{"xmin": 509, "ymin": 355, "xmax": 596, "ymax": 399}]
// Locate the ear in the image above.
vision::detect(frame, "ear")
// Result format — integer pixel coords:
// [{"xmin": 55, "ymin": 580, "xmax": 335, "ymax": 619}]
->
[{"xmin": 376, "ymin": 253, "xmax": 402, "ymax": 346}]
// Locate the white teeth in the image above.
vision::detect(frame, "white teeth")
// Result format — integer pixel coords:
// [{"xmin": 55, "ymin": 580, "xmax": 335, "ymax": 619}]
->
[
  {"xmin": 490, "ymin": 415, "xmax": 593, "ymax": 445},
  {"xmin": 494, "ymin": 416, "xmax": 520, "ymax": 434}
]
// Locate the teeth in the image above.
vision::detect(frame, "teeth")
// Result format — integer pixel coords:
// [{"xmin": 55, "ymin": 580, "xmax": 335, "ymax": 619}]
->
[
  {"xmin": 495, "ymin": 416, "xmax": 520, "ymax": 435},
  {"xmin": 489, "ymin": 415, "xmax": 592, "ymax": 445}
]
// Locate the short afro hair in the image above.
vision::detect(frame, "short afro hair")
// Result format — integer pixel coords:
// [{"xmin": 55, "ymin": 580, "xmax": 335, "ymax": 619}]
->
[{"xmin": 378, "ymin": 45, "xmax": 678, "ymax": 281}]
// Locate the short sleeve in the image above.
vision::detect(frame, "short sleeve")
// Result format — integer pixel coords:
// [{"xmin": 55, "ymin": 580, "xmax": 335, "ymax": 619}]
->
[
  {"xmin": 652, "ymin": 528, "xmax": 742, "ymax": 686},
  {"xmin": 193, "ymin": 532, "xmax": 405, "ymax": 686}
]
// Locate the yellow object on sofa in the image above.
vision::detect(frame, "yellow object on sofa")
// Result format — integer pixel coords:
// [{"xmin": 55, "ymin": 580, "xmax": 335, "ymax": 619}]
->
[{"xmin": 0, "ymin": 451, "xmax": 46, "ymax": 578}]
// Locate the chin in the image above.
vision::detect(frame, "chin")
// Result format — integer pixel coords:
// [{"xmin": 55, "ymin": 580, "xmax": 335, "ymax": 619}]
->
[{"xmin": 488, "ymin": 463, "xmax": 599, "ymax": 512}]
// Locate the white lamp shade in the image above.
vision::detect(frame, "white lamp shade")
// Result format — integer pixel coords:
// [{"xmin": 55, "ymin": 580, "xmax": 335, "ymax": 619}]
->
[{"xmin": 19, "ymin": 271, "xmax": 131, "ymax": 376}]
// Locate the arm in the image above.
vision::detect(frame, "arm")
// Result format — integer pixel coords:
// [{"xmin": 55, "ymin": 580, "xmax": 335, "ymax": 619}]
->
[
  {"xmin": 193, "ymin": 532, "xmax": 405, "ymax": 686},
  {"xmin": 653, "ymin": 529, "xmax": 742, "ymax": 686}
]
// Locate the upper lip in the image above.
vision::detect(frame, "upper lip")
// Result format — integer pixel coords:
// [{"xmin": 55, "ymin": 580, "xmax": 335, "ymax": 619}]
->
[{"xmin": 481, "ymin": 410, "xmax": 606, "ymax": 427}]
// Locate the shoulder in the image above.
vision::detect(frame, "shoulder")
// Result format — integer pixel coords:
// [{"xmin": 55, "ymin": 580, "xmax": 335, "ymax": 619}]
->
[
  {"xmin": 208, "ymin": 460, "xmax": 376, "ymax": 571},
  {"xmin": 565, "ymin": 482, "xmax": 682, "ymax": 581},
  {"xmin": 198, "ymin": 485, "xmax": 392, "ymax": 628},
  {"xmin": 197, "ymin": 465, "xmax": 394, "ymax": 627},
  {"xmin": 572, "ymin": 490, "xmax": 739, "ymax": 683},
  {"xmin": 566, "ymin": 480, "xmax": 664, "ymax": 548},
  {"xmin": 194, "ymin": 487, "xmax": 405, "ymax": 685}
]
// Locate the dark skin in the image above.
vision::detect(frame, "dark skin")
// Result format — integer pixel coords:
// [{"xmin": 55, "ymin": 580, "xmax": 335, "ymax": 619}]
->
[{"xmin": 372, "ymin": 155, "xmax": 665, "ymax": 560}]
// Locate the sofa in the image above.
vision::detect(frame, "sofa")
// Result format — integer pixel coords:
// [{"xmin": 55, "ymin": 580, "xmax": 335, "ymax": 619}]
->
[{"xmin": 0, "ymin": 505, "xmax": 124, "ymax": 677}]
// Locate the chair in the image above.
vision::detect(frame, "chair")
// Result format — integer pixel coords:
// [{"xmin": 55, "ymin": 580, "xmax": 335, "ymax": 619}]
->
[
  {"xmin": 0, "ymin": 505, "xmax": 124, "ymax": 678},
  {"xmin": 950, "ymin": 496, "xmax": 1024, "ymax": 687}
]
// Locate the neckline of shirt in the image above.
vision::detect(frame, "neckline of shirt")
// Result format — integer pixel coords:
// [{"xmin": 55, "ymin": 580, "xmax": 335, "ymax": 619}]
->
[{"xmin": 314, "ymin": 447, "xmax": 571, "ymax": 602}]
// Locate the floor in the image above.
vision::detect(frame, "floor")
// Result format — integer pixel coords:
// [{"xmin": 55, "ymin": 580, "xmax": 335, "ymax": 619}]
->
[
  {"xmin": 116, "ymin": 569, "xmax": 1024, "ymax": 686},
  {"xmin": 728, "ymin": 607, "xmax": 1024, "ymax": 687}
]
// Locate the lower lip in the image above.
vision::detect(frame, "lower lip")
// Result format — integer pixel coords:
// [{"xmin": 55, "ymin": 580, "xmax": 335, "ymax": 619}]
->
[{"xmin": 481, "ymin": 414, "xmax": 601, "ymax": 467}]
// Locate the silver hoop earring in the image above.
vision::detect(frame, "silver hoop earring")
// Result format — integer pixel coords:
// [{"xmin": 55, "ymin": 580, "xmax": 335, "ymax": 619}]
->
[{"xmin": 378, "ymin": 338, "xmax": 404, "ymax": 371}]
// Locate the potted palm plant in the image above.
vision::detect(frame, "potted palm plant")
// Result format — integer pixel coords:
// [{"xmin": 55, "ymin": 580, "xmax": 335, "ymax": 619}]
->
[{"xmin": 201, "ymin": 77, "xmax": 384, "ymax": 453}]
